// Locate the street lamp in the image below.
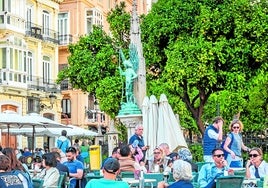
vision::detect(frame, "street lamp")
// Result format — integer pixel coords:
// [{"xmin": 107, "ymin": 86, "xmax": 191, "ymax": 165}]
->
[
  {"xmin": 94, "ymin": 99, "xmax": 105, "ymax": 145},
  {"xmin": 40, "ymin": 93, "xmax": 57, "ymax": 110}
]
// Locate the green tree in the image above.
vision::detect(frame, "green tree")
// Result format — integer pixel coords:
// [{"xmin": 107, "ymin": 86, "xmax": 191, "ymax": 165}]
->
[
  {"xmin": 57, "ymin": 3, "xmax": 131, "ymax": 119},
  {"xmin": 141, "ymin": 0, "xmax": 268, "ymax": 134}
]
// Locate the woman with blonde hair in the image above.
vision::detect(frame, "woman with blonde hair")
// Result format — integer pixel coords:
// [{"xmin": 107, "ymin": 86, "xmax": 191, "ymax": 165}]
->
[
  {"xmin": 223, "ymin": 119, "xmax": 250, "ymax": 167},
  {"xmin": 246, "ymin": 147, "xmax": 268, "ymax": 179}
]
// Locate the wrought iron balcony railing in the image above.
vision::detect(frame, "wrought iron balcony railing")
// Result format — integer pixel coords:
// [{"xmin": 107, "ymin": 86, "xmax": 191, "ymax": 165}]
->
[{"xmin": 59, "ymin": 34, "xmax": 73, "ymax": 45}]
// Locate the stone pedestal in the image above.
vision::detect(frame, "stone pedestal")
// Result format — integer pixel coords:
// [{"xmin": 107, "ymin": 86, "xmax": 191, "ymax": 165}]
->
[
  {"xmin": 116, "ymin": 114, "xmax": 142, "ymax": 141},
  {"xmin": 106, "ymin": 119, "xmax": 119, "ymax": 156}
]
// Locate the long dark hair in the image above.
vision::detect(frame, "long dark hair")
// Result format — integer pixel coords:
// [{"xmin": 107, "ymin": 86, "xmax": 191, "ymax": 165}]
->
[{"xmin": 2, "ymin": 147, "xmax": 24, "ymax": 172}]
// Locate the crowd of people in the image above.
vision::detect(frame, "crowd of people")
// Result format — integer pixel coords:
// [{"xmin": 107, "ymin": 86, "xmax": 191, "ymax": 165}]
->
[
  {"xmin": 0, "ymin": 116, "xmax": 267, "ymax": 188},
  {"xmin": 0, "ymin": 129, "xmax": 92, "ymax": 188}
]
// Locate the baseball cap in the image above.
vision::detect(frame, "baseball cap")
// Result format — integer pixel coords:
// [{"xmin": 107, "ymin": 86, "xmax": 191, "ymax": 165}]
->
[{"xmin": 103, "ymin": 158, "xmax": 120, "ymax": 174}]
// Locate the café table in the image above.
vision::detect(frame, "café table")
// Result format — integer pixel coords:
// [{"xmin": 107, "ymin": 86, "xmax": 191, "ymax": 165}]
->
[{"xmin": 122, "ymin": 178, "xmax": 156, "ymax": 188}]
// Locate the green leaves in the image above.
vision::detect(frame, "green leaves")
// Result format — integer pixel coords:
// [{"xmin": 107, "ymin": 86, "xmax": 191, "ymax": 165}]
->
[{"xmin": 142, "ymin": 0, "xmax": 268, "ymax": 134}]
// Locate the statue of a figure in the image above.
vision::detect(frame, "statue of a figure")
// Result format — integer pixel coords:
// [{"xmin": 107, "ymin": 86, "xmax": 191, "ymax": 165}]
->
[{"xmin": 118, "ymin": 44, "xmax": 139, "ymax": 104}]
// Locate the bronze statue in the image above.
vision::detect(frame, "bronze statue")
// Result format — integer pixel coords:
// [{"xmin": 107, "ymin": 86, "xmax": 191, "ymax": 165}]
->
[{"xmin": 118, "ymin": 44, "xmax": 139, "ymax": 104}]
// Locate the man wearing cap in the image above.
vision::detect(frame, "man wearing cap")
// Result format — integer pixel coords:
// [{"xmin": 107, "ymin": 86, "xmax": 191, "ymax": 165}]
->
[{"xmin": 85, "ymin": 158, "xmax": 129, "ymax": 188}]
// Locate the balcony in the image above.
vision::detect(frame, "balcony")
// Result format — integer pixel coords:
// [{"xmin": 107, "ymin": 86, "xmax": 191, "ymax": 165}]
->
[
  {"xmin": 25, "ymin": 22, "xmax": 43, "ymax": 40},
  {"xmin": 27, "ymin": 75, "xmax": 60, "ymax": 93},
  {"xmin": 60, "ymin": 79, "xmax": 73, "ymax": 91},
  {"xmin": 59, "ymin": 34, "xmax": 73, "ymax": 45},
  {"xmin": 25, "ymin": 22, "xmax": 59, "ymax": 45},
  {"xmin": 43, "ymin": 28, "xmax": 59, "ymax": 44}
]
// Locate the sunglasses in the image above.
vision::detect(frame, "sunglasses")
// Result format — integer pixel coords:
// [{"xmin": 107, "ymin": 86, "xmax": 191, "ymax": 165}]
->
[
  {"xmin": 154, "ymin": 152, "xmax": 161, "ymax": 154},
  {"xmin": 249, "ymin": 154, "xmax": 259, "ymax": 158},
  {"xmin": 232, "ymin": 126, "xmax": 240, "ymax": 129},
  {"xmin": 213, "ymin": 154, "xmax": 224, "ymax": 158}
]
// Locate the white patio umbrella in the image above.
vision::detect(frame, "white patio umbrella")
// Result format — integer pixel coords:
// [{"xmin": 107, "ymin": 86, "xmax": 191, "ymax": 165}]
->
[
  {"xmin": 4, "ymin": 124, "xmax": 98, "ymax": 137},
  {"xmin": 0, "ymin": 110, "xmax": 43, "ymax": 147},
  {"xmin": 48, "ymin": 124, "xmax": 98, "ymax": 137},
  {"xmin": 22, "ymin": 113, "xmax": 68, "ymax": 150},
  {"xmin": 157, "ymin": 94, "xmax": 187, "ymax": 151},
  {"xmin": 142, "ymin": 96, "xmax": 150, "ymax": 157},
  {"xmin": 147, "ymin": 95, "xmax": 159, "ymax": 155}
]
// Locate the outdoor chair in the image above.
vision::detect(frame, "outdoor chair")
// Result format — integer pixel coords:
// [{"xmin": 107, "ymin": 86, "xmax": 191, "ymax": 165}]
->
[
  {"xmin": 191, "ymin": 172, "xmax": 199, "ymax": 183},
  {"xmin": 216, "ymin": 176, "xmax": 244, "ymax": 188},
  {"xmin": 144, "ymin": 173, "xmax": 164, "ymax": 188},
  {"xmin": 167, "ymin": 172, "xmax": 175, "ymax": 183},
  {"xmin": 120, "ymin": 171, "xmax": 134, "ymax": 178},
  {"xmin": 32, "ymin": 179, "xmax": 44, "ymax": 188},
  {"xmin": 196, "ymin": 162, "xmax": 210, "ymax": 171},
  {"xmin": 233, "ymin": 169, "xmax": 246, "ymax": 176}
]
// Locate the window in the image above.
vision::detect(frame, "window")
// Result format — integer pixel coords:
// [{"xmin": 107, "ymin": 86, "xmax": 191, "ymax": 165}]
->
[
  {"xmin": 27, "ymin": 52, "xmax": 33, "ymax": 81},
  {"xmin": 61, "ymin": 99, "xmax": 71, "ymax": 118},
  {"xmin": 26, "ymin": 5, "xmax": 33, "ymax": 30},
  {"xmin": 10, "ymin": 48, "xmax": 24, "ymax": 72},
  {"xmin": 42, "ymin": 10, "xmax": 50, "ymax": 36},
  {"xmin": 58, "ymin": 12, "xmax": 69, "ymax": 44},
  {"xmin": 27, "ymin": 97, "xmax": 40, "ymax": 113},
  {"xmin": 0, "ymin": 48, "xmax": 7, "ymax": 68},
  {"xmin": 86, "ymin": 8, "xmax": 103, "ymax": 33},
  {"xmin": 0, "ymin": 0, "xmax": 11, "ymax": 12},
  {"xmin": 43, "ymin": 56, "xmax": 50, "ymax": 84}
]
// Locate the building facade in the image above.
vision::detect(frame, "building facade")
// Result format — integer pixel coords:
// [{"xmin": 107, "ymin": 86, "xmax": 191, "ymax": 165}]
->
[
  {"xmin": 0, "ymin": 0, "xmax": 152, "ymax": 149},
  {"xmin": 58, "ymin": 0, "xmax": 149, "ymax": 136},
  {"xmin": 0, "ymin": 0, "xmax": 62, "ymax": 149}
]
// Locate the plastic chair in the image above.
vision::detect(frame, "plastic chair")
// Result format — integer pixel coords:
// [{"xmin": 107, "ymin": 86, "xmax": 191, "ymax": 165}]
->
[
  {"xmin": 167, "ymin": 172, "xmax": 175, "ymax": 183},
  {"xmin": 191, "ymin": 172, "xmax": 199, "ymax": 183},
  {"xmin": 144, "ymin": 173, "xmax": 164, "ymax": 188},
  {"xmin": 32, "ymin": 179, "xmax": 44, "ymax": 188},
  {"xmin": 196, "ymin": 162, "xmax": 209, "ymax": 171},
  {"xmin": 216, "ymin": 176, "xmax": 244, "ymax": 188},
  {"xmin": 120, "ymin": 171, "xmax": 134, "ymax": 178},
  {"xmin": 58, "ymin": 172, "xmax": 68, "ymax": 188},
  {"xmin": 233, "ymin": 169, "xmax": 246, "ymax": 176}
]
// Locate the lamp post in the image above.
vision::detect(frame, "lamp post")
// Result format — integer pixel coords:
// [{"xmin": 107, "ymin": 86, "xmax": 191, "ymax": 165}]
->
[
  {"xmin": 40, "ymin": 92, "xmax": 57, "ymax": 111},
  {"xmin": 94, "ymin": 100, "xmax": 104, "ymax": 145}
]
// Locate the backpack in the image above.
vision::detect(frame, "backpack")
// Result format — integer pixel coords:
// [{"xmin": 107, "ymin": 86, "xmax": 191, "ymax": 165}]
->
[
  {"xmin": 57, "ymin": 139, "xmax": 69, "ymax": 153},
  {"xmin": 221, "ymin": 132, "xmax": 234, "ymax": 159}
]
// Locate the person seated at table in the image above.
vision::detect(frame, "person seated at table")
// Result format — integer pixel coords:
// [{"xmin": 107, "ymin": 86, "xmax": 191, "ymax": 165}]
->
[
  {"xmin": 118, "ymin": 144, "xmax": 141, "ymax": 172},
  {"xmin": 35, "ymin": 152, "xmax": 60, "ymax": 187},
  {"xmin": 129, "ymin": 140, "xmax": 144, "ymax": 163},
  {"xmin": 52, "ymin": 152, "xmax": 69, "ymax": 175},
  {"xmin": 245, "ymin": 147, "xmax": 268, "ymax": 179},
  {"xmin": 102, "ymin": 147, "xmax": 121, "ymax": 169},
  {"xmin": 0, "ymin": 155, "xmax": 24, "ymax": 188},
  {"xmin": 2, "ymin": 147, "xmax": 33, "ymax": 188},
  {"xmin": 146, "ymin": 147, "xmax": 168, "ymax": 173},
  {"xmin": 22, "ymin": 147, "xmax": 32, "ymax": 157},
  {"xmin": 198, "ymin": 148, "xmax": 230, "ymax": 188},
  {"xmin": 178, "ymin": 148, "xmax": 198, "ymax": 172},
  {"xmin": 51, "ymin": 147, "xmax": 67, "ymax": 163},
  {"xmin": 158, "ymin": 159, "xmax": 193, "ymax": 188},
  {"xmin": 159, "ymin": 143, "xmax": 178, "ymax": 167},
  {"xmin": 85, "ymin": 158, "xmax": 129, "ymax": 188},
  {"xmin": 63, "ymin": 147, "xmax": 84, "ymax": 188}
]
